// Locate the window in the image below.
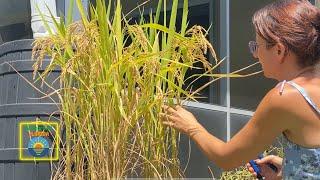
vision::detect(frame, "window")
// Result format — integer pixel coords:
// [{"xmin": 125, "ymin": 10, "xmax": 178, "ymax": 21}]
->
[
  {"xmin": 0, "ymin": 0, "xmax": 66, "ymax": 44},
  {"xmin": 0, "ymin": 0, "xmax": 32, "ymax": 44},
  {"xmin": 119, "ymin": 0, "xmax": 220, "ymax": 104},
  {"xmin": 230, "ymin": 0, "xmax": 277, "ymax": 111}
]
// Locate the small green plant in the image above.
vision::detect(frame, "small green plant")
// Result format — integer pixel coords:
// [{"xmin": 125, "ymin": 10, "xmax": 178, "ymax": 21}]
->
[{"xmin": 220, "ymin": 140, "xmax": 284, "ymax": 180}]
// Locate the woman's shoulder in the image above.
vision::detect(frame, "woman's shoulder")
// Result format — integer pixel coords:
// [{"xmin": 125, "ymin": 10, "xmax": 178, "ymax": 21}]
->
[
  {"xmin": 266, "ymin": 79, "xmax": 320, "ymax": 102},
  {"xmin": 249, "ymin": 84, "xmax": 298, "ymax": 134},
  {"xmin": 255, "ymin": 82, "xmax": 306, "ymax": 122},
  {"xmin": 261, "ymin": 82, "xmax": 301, "ymax": 109},
  {"xmin": 259, "ymin": 79, "xmax": 320, "ymax": 121},
  {"xmin": 270, "ymin": 79, "xmax": 320, "ymax": 105}
]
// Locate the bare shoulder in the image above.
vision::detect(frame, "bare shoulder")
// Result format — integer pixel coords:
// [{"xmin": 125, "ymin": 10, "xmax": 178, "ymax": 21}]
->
[
  {"xmin": 263, "ymin": 81, "xmax": 320, "ymax": 111},
  {"xmin": 253, "ymin": 84, "xmax": 301, "ymax": 128},
  {"xmin": 258, "ymin": 84, "xmax": 299, "ymax": 112}
]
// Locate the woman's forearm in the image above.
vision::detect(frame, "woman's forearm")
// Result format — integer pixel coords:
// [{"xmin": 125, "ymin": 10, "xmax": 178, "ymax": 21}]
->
[{"xmin": 161, "ymin": 105, "xmax": 244, "ymax": 169}]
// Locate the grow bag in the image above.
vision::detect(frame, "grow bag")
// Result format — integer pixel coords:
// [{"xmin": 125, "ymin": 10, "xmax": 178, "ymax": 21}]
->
[{"xmin": 0, "ymin": 39, "xmax": 60, "ymax": 179}]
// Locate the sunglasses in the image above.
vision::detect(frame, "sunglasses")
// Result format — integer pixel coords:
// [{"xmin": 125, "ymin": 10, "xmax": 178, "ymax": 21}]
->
[
  {"xmin": 248, "ymin": 41, "xmax": 259, "ymax": 54},
  {"xmin": 248, "ymin": 41, "xmax": 275, "ymax": 54}
]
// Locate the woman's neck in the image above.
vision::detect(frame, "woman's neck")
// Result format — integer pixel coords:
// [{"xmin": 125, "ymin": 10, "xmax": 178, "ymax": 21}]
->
[{"xmin": 281, "ymin": 66, "xmax": 314, "ymax": 81}]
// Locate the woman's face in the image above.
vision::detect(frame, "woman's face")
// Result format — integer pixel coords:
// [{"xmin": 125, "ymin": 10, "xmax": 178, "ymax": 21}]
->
[{"xmin": 254, "ymin": 34, "xmax": 279, "ymax": 79}]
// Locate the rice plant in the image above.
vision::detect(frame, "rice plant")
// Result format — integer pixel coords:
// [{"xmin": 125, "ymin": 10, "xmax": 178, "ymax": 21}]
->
[{"xmin": 32, "ymin": 0, "xmax": 258, "ymax": 179}]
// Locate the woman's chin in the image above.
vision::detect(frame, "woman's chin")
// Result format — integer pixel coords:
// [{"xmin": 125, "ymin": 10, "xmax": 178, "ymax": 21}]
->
[
  {"xmin": 263, "ymin": 72, "xmax": 273, "ymax": 79},
  {"xmin": 263, "ymin": 72, "xmax": 279, "ymax": 80},
  {"xmin": 263, "ymin": 71, "xmax": 269, "ymax": 77}
]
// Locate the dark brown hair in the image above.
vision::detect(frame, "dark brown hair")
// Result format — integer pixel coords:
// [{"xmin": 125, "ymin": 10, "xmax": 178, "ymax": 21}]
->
[{"xmin": 253, "ymin": 0, "xmax": 320, "ymax": 67}]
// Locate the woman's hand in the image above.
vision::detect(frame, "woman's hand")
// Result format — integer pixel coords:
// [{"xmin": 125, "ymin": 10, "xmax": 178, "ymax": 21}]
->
[
  {"xmin": 161, "ymin": 105, "xmax": 205, "ymax": 137},
  {"xmin": 246, "ymin": 155, "xmax": 283, "ymax": 180}
]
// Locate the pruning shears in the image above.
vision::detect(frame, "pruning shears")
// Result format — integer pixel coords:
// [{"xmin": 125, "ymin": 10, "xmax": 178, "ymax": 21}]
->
[{"xmin": 249, "ymin": 155, "xmax": 278, "ymax": 180}]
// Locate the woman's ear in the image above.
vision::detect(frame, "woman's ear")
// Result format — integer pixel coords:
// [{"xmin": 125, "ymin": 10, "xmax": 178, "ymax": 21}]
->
[{"xmin": 275, "ymin": 42, "xmax": 286, "ymax": 63}]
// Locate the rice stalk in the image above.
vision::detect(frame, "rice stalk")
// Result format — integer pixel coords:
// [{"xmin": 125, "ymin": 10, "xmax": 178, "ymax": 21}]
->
[{"xmin": 31, "ymin": 0, "xmax": 260, "ymax": 179}]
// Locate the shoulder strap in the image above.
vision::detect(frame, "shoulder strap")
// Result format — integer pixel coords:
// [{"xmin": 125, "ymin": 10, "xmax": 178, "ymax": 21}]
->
[{"xmin": 286, "ymin": 81, "xmax": 320, "ymax": 114}]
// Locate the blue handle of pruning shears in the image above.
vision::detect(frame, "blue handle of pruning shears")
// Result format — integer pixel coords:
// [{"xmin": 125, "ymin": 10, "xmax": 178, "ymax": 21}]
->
[{"xmin": 249, "ymin": 155, "xmax": 279, "ymax": 180}]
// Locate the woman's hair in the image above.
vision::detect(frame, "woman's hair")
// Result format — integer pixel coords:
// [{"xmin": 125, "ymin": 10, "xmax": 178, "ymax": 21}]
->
[{"xmin": 253, "ymin": 0, "xmax": 320, "ymax": 67}]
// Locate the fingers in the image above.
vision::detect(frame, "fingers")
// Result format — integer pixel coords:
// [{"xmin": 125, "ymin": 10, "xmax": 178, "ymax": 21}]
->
[
  {"xmin": 160, "ymin": 113, "xmax": 177, "ymax": 127},
  {"xmin": 162, "ymin": 105, "xmax": 184, "ymax": 111},
  {"xmin": 246, "ymin": 163, "xmax": 250, "ymax": 168},
  {"xmin": 162, "ymin": 105, "xmax": 177, "ymax": 114},
  {"xmin": 256, "ymin": 155, "xmax": 279, "ymax": 165},
  {"xmin": 253, "ymin": 172, "xmax": 257, "ymax": 177},
  {"xmin": 246, "ymin": 162, "xmax": 258, "ymax": 178},
  {"xmin": 160, "ymin": 113, "xmax": 174, "ymax": 121},
  {"xmin": 174, "ymin": 105, "xmax": 183, "ymax": 110},
  {"xmin": 257, "ymin": 155, "xmax": 282, "ymax": 173},
  {"xmin": 248, "ymin": 168, "xmax": 258, "ymax": 178},
  {"xmin": 162, "ymin": 121, "xmax": 174, "ymax": 127},
  {"xmin": 246, "ymin": 163, "xmax": 255, "ymax": 173}
]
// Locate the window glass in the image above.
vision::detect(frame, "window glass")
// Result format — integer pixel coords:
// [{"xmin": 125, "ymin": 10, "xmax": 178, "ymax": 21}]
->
[
  {"xmin": 0, "ymin": 0, "xmax": 32, "ymax": 44},
  {"xmin": 0, "ymin": 0, "xmax": 66, "ymax": 44},
  {"xmin": 119, "ymin": 0, "xmax": 219, "ymax": 104},
  {"xmin": 230, "ymin": 0, "xmax": 277, "ymax": 110}
]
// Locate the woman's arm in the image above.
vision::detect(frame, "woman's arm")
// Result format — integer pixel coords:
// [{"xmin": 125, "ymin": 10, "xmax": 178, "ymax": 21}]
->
[{"xmin": 162, "ymin": 88, "xmax": 293, "ymax": 170}]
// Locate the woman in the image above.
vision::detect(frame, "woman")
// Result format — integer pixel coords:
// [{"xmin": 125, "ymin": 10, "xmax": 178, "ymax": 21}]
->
[{"xmin": 162, "ymin": 0, "xmax": 320, "ymax": 179}]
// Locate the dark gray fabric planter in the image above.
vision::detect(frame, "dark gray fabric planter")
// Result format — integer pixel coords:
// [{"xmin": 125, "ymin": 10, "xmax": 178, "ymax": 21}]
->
[{"xmin": 0, "ymin": 39, "xmax": 60, "ymax": 180}]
